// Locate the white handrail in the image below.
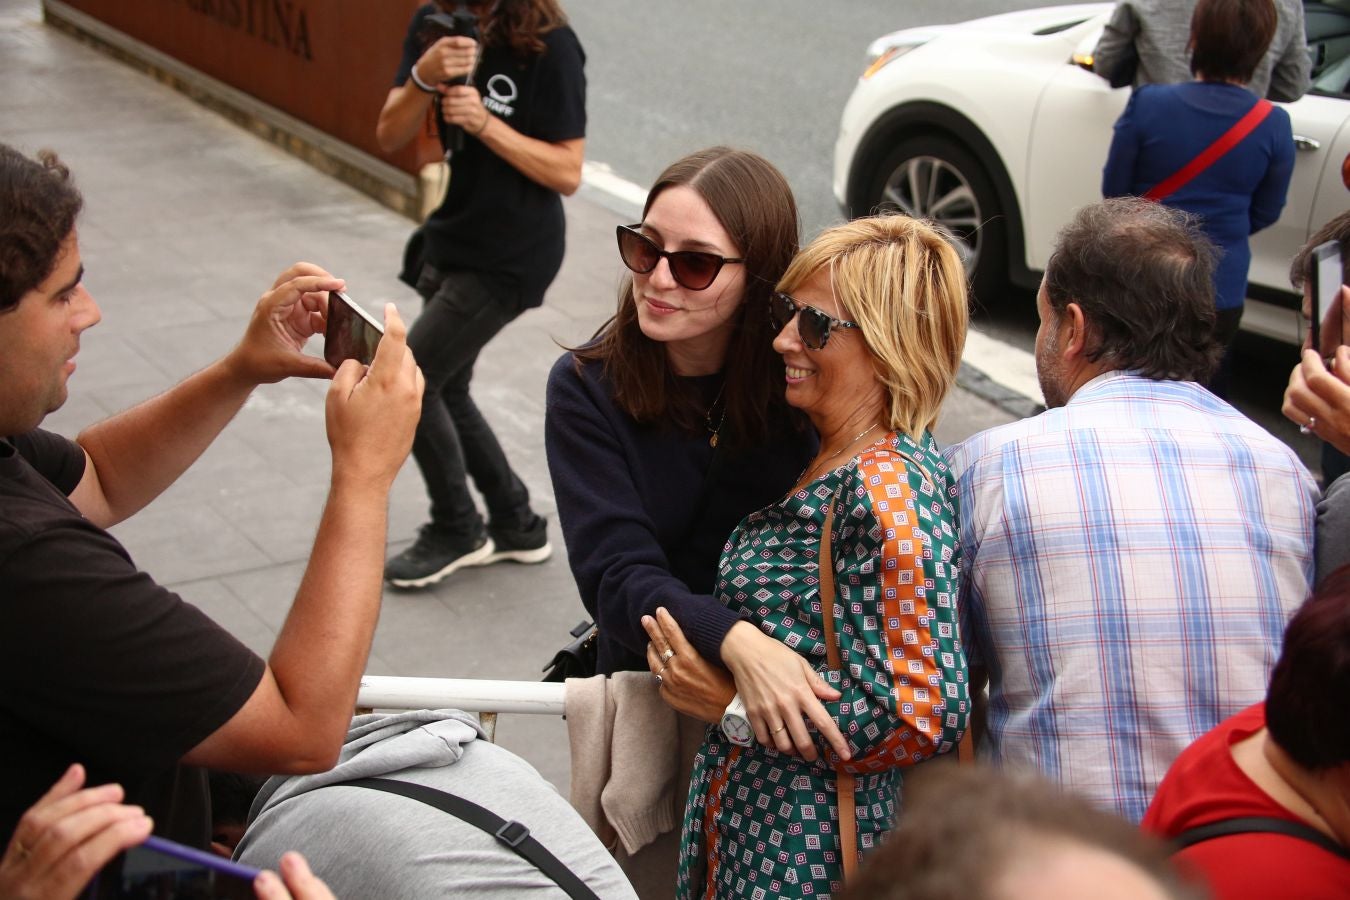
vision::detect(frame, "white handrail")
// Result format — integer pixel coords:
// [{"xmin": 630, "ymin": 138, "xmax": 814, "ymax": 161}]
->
[{"xmin": 356, "ymin": 675, "xmax": 566, "ymax": 715}]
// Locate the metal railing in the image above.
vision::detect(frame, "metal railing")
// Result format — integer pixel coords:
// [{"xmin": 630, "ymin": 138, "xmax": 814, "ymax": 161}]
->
[{"xmin": 356, "ymin": 675, "xmax": 566, "ymax": 741}]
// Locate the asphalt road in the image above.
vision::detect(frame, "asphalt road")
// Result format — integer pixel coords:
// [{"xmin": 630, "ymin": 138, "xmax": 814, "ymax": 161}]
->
[{"xmin": 566, "ymin": 0, "xmax": 1064, "ymax": 239}]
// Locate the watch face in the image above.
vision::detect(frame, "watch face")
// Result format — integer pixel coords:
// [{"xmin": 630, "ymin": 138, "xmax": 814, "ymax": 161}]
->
[{"xmin": 721, "ymin": 713, "xmax": 754, "ymax": 747}]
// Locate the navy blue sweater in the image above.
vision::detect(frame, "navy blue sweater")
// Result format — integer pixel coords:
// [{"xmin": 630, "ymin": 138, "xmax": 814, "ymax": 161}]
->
[
  {"xmin": 544, "ymin": 353, "xmax": 816, "ymax": 673},
  {"xmin": 1103, "ymin": 82, "xmax": 1294, "ymax": 310}
]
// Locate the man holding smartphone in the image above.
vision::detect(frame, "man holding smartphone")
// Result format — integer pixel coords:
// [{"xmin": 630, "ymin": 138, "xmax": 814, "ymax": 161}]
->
[{"xmin": 0, "ymin": 143, "xmax": 424, "ymax": 853}]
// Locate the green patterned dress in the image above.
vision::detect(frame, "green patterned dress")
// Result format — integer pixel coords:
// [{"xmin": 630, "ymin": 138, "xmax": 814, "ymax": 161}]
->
[{"xmin": 676, "ymin": 431, "xmax": 969, "ymax": 899}]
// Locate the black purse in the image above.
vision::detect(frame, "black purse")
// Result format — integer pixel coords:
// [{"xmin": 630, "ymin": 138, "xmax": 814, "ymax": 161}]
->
[{"xmin": 541, "ymin": 619, "xmax": 598, "ymax": 682}]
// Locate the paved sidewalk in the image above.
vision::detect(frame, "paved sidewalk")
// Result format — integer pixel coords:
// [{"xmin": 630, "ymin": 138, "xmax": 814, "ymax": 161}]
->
[{"xmin": 0, "ymin": 0, "xmax": 1015, "ymax": 793}]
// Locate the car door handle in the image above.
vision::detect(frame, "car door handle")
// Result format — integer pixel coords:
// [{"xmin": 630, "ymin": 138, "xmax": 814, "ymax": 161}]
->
[{"xmin": 1293, "ymin": 134, "xmax": 1321, "ymax": 151}]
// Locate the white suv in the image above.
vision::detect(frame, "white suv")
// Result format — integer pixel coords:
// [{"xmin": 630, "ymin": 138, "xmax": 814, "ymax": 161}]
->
[{"xmin": 833, "ymin": 2, "xmax": 1350, "ymax": 341}]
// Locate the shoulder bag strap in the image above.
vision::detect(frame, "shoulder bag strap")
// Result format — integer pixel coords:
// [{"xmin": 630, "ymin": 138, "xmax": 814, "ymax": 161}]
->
[
  {"xmin": 819, "ymin": 496, "xmax": 858, "ymax": 884},
  {"xmin": 1173, "ymin": 815, "xmax": 1350, "ymax": 861},
  {"xmin": 341, "ymin": 777, "xmax": 601, "ymax": 900},
  {"xmin": 1144, "ymin": 99, "xmax": 1274, "ymax": 202}
]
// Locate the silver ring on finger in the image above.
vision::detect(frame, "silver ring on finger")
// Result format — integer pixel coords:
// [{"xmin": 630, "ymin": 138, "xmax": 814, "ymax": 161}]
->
[
  {"xmin": 660, "ymin": 648, "xmax": 675, "ymax": 663},
  {"xmin": 653, "ymin": 672, "xmax": 663, "ymax": 685},
  {"xmin": 1301, "ymin": 415, "xmax": 1318, "ymax": 435}
]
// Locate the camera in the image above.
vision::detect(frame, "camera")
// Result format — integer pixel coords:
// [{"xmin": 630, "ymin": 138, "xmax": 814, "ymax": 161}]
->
[{"xmin": 418, "ymin": 4, "xmax": 482, "ymax": 153}]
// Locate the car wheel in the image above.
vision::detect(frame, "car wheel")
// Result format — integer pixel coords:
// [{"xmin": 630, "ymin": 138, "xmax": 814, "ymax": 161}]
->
[{"xmin": 868, "ymin": 134, "xmax": 1007, "ymax": 304}]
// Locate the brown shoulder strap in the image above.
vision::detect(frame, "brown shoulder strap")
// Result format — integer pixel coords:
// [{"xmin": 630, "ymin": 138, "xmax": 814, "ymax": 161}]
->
[{"xmin": 819, "ymin": 497, "xmax": 856, "ymax": 882}]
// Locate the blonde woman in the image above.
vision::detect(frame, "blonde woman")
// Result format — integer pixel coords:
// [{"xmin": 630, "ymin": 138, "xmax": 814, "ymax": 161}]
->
[{"xmin": 646, "ymin": 216, "xmax": 971, "ymax": 898}]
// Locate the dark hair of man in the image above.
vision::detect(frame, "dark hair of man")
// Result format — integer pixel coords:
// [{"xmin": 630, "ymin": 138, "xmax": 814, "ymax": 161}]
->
[
  {"xmin": 0, "ymin": 144, "xmax": 83, "ymax": 313},
  {"xmin": 1289, "ymin": 210, "xmax": 1350, "ymax": 289},
  {"xmin": 1188, "ymin": 0, "xmax": 1278, "ymax": 84},
  {"xmin": 1265, "ymin": 563, "xmax": 1350, "ymax": 772},
  {"xmin": 1043, "ymin": 197, "xmax": 1223, "ymax": 383},
  {"xmin": 570, "ymin": 147, "xmax": 801, "ymax": 450},
  {"xmin": 838, "ymin": 767, "xmax": 1200, "ymax": 900}
]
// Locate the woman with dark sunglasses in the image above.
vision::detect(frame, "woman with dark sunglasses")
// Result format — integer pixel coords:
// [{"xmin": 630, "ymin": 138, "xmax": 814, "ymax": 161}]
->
[
  {"xmin": 544, "ymin": 147, "xmax": 816, "ymax": 683},
  {"xmin": 644, "ymin": 216, "xmax": 972, "ymax": 898},
  {"xmin": 374, "ymin": 0, "xmax": 585, "ymax": 588}
]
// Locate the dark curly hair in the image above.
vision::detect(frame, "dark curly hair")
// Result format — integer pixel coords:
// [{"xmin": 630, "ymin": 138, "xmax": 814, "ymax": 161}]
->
[
  {"xmin": 0, "ymin": 144, "xmax": 83, "ymax": 313},
  {"xmin": 1044, "ymin": 197, "xmax": 1222, "ymax": 384}
]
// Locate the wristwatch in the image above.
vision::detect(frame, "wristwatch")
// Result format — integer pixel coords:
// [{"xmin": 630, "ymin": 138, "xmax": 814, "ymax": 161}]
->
[{"xmin": 720, "ymin": 693, "xmax": 754, "ymax": 747}]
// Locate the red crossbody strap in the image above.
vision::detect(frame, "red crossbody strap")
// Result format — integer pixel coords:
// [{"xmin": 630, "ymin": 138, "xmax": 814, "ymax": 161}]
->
[{"xmin": 1144, "ymin": 99, "xmax": 1273, "ymax": 202}]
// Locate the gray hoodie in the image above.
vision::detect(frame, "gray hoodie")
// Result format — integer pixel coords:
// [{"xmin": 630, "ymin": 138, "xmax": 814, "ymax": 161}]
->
[{"xmin": 236, "ymin": 710, "xmax": 636, "ymax": 899}]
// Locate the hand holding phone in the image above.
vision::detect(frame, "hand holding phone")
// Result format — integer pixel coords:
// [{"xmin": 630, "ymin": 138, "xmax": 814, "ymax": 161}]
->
[
  {"xmin": 324, "ymin": 290, "xmax": 385, "ymax": 368},
  {"xmin": 1307, "ymin": 240, "xmax": 1345, "ymax": 359},
  {"xmin": 86, "ymin": 835, "xmax": 260, "ymax": 899}
]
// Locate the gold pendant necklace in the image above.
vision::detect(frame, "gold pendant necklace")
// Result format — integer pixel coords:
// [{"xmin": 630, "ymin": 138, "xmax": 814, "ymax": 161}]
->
[
  {"xmin": 798, "ymin": 422, "xmax": 881, "ymax": 486},
  {"xmin": 705, "ymin": 383, "xmax": 727, "ymax": 448}
]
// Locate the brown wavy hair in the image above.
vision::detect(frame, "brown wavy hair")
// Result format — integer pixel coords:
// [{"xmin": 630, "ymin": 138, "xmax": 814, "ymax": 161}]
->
[
  {"xmin": 571, "ymin": 147, "xmax": 801, "ymax": 449},
  {"xmin": 435, "ymin": 0, "xmax": 567, "ymax": 57}
]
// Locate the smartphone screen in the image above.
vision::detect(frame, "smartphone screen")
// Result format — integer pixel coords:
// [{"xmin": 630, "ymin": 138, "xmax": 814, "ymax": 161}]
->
[
  {"xmin": 1308, "ymin": 239, "xmax": 1344, "ymax": 358},
  {"xmin": 85, "ymin": 835, "xmax": 260, "ymax": 899},
  {"xmin": 324, "ymin": 290, "xmax": 385, "ymax": 368}
]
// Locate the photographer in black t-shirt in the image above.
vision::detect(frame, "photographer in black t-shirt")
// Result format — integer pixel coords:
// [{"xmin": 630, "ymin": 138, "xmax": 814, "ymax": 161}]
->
[{"xmin": 376, "ymin": 0, "xmax": 587, "ymax": 589}]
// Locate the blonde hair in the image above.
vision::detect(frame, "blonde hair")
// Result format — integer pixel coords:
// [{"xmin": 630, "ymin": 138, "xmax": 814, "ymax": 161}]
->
[{"xmin": 777, "ymin": 216, "xmax": 968, "ymax": 439}]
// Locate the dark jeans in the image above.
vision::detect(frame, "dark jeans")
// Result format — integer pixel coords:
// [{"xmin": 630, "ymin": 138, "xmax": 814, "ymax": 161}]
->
[
  {"xmin": 1207, "ymin": 305, "xmax": 1245, "ymax": 400},
  {"xmin": 408, "ymin": 264, "xmax": 534, "ymax": 540}
]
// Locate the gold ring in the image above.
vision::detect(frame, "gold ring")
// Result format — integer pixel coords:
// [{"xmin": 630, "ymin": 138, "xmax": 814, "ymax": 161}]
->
[
  {"xmin": 771, "ymin": 724, "xmax": 787, "ymax": 735},
  {"xmin": 660, "ymin": 648, "xmax": 675, "ymax": 663}
]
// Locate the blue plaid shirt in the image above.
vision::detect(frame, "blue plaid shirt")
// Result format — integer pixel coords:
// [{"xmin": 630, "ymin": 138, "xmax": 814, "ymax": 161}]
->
[{"xmin": 945, "ymin": 372, "xmax": 1317, "ymax": 822}]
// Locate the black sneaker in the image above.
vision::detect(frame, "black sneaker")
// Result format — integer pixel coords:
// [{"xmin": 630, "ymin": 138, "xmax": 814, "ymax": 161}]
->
[
  {"xmin": 384, "ymin": 525, "xmax": 495, "ymax": 589},
  {"xmin": 484, "ymin": 513, "xmax": 553, "ymax": 565}
]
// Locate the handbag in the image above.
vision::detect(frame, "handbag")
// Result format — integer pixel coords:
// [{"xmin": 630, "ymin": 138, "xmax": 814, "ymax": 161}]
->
[{"xmin": 541, "ymin": 619, "xmax": 598, "ymax": 682}]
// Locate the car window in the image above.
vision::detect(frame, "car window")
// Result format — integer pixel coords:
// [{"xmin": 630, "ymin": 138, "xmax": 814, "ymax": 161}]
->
[{"xmin": 1308, "ymin": 3, "xmax": 1350, "ymax": 95}]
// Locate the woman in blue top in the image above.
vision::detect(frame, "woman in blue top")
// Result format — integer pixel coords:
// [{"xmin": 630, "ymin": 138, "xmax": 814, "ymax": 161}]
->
[{"xmin": 1103, "ymin": 0, "xmax": 1294, "ymax": 397}]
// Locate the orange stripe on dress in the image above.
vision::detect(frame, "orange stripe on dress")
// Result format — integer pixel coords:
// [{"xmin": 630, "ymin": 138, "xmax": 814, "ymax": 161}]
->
[
  {"xmin": 845, "ymin": 447, "xmax": 943, "ymax": 772},
  {"xmin": 703, "ymin": 745, "xmax": 741, "ymax": 900}
]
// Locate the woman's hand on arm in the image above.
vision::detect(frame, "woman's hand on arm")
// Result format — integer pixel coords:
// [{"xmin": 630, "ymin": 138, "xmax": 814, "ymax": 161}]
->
[
  {"xmin": 643, "ymin": 608, "xmax": 735, "ymax": 724},
  {"xmin": 720, "ymin": 621, "xmax": 849, "ymax": 763}
]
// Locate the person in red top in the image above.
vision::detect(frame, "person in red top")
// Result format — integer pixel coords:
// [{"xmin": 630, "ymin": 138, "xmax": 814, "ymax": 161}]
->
[{"xmin": 1143, "ymin": 564, "xmax": 1350, "ymax": 898}]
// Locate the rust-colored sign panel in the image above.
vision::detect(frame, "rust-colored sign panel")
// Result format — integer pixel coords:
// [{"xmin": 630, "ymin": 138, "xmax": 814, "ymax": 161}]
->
[{"xmin": 55, "ymin": 0, "xmax": 442, "ymax": 176}]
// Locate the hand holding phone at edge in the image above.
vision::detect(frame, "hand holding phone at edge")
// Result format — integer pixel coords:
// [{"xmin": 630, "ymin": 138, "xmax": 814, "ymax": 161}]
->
[
  {"xmin": 0, "ymin": 764, "xmax": 153, "ymax": 900},
  {"xmin": 325, "ymin": 302, "xmax": 425, "ymax": 490},
  {"xmin": 228, "ymin": 263, "xmax": 344, "ymax": 385},
  {"xmin": 1284, "ymin": 344, "xmax": 1350, "ymax": 455}
]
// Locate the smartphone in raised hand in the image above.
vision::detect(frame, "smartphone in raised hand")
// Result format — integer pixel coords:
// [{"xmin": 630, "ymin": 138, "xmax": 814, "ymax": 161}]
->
[
  {"xmin": 324, "ymin": 290, "xmax": 385, "ymax": 368},
  {"xmin": 1308, "ymin": 240, "xmax": 1344, "ymax": 358},
  {"xmin": 85, "ymin": 835, "xmax": 260, "ymax": 898}
]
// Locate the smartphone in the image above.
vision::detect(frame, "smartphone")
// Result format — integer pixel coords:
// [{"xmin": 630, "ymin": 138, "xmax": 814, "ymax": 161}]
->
[
  {"xmin": 85, "ymin": 835, "xmax": 260, "ymax": 899},
  {"xmin": 1308, "ymin": 239, "xmax": 1344, "ymax": 358},
  {"xmin": 324, "ymin": 290, "xmax": 385, "ymax": 368}
]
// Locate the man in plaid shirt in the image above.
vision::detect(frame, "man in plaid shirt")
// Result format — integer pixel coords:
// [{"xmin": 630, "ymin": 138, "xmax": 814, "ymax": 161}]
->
[{"xmin": 946, "ymin": 198, "xmax": 1318, "ymax": 822}]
